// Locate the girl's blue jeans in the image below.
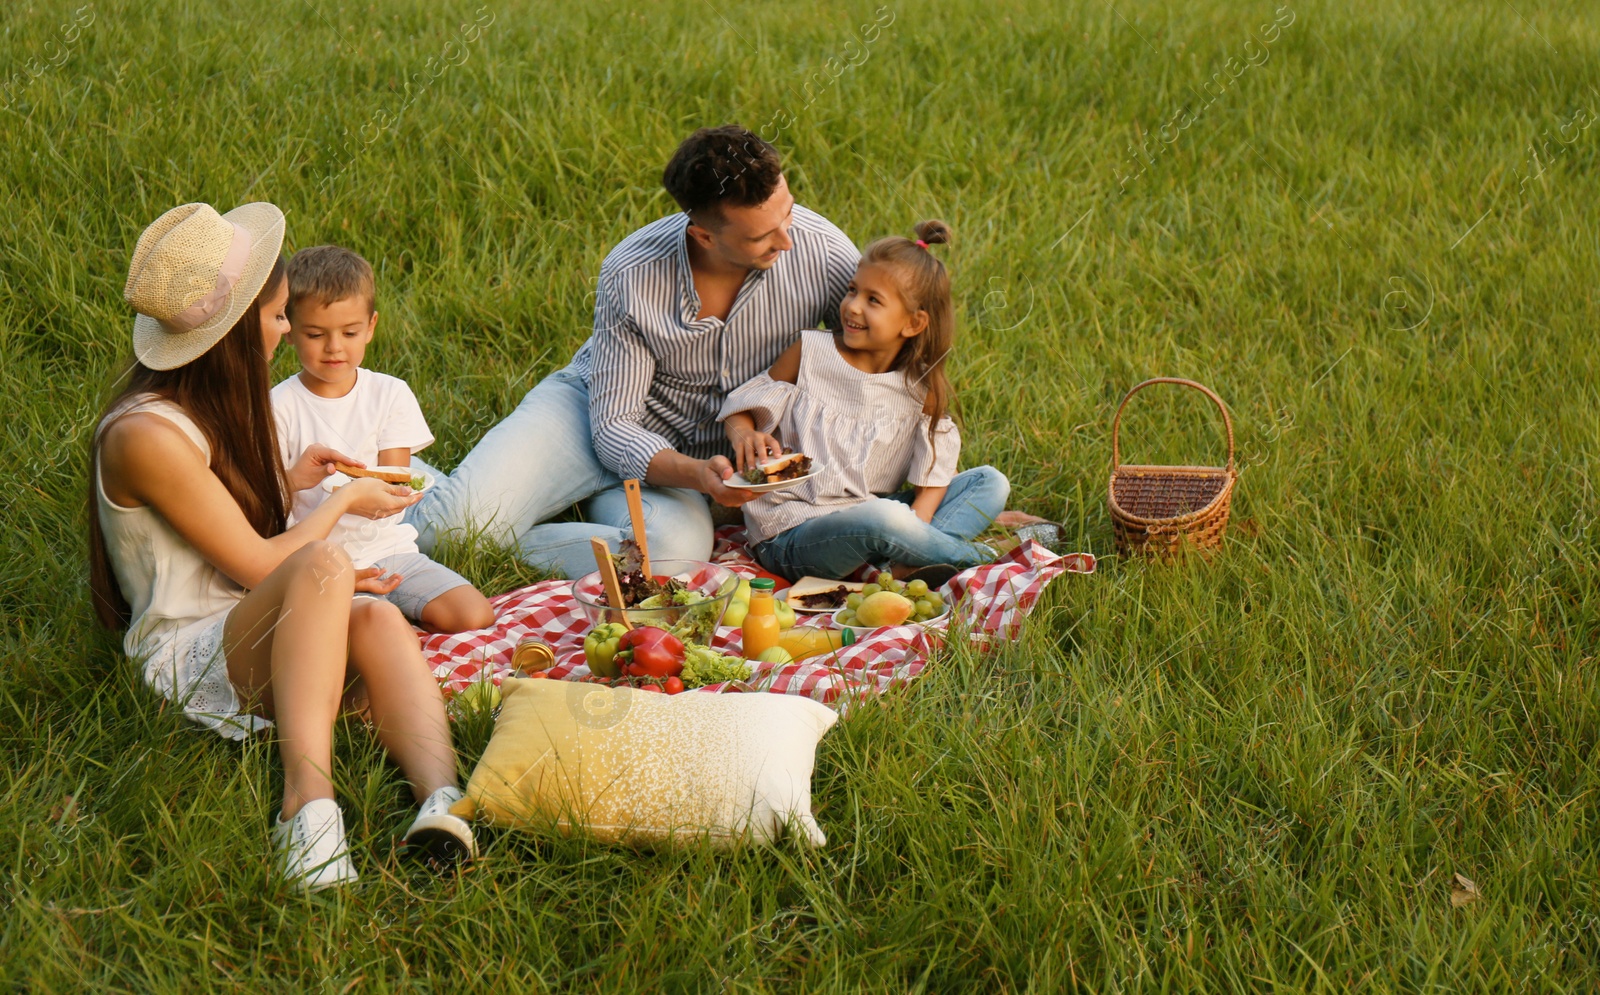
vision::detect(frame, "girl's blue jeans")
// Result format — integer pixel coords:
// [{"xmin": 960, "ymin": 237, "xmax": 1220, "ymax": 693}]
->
[{"xmin": 751, "ymin": 466, "xmax": 1009, "ymax": 580}]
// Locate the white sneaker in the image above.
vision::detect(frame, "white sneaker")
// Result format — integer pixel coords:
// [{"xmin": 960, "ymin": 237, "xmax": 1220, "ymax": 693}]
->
[
  {"xmin": 273, "ymin": 798, "xmax": 358, "ymax": 893},
  {"xmin": 402, "ymin": 786, "xmax": 477, "ymax": 866}
]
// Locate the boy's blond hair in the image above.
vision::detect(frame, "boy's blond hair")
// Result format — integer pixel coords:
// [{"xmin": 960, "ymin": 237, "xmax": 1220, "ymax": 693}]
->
[{"xmin": 286, "ymin": 245, "xmax": 375, "ymax": 317}]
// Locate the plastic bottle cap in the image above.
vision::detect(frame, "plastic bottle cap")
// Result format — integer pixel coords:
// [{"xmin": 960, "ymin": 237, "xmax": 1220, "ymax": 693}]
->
[
  {"xmin": 840, "ymin": 628, "xmax": 855, "ymax": 646},
  {"xmin": 750, "ymin": 578, "xmax": 775, "ymax": 590}
]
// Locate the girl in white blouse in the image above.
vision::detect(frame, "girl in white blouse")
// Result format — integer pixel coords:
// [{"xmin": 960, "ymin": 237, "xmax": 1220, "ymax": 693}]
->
[{"xmin": 719, "ymin": 220, "xmax": 1008, "ymax": 580}]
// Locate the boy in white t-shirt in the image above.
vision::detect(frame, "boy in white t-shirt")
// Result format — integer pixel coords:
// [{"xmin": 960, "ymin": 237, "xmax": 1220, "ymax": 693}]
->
[{"xmin": 272, "ymin": 245, "xmax": 495, "ymax": 633}]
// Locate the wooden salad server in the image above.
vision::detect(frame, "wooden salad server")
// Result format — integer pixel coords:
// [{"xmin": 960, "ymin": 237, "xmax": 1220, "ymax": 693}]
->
[
  {"xmin": 622, "ymin": 478, "xmax": 652, "ymax": 578},
  {"xmin": 590, "ymin": 537, "xmax": 632, "ymax": 630}
]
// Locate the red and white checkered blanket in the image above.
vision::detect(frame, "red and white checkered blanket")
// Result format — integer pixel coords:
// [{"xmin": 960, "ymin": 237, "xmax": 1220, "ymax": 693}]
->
[{"xmin": 420, "ymin": 527, "xmax": 1094, "ymax": 708}]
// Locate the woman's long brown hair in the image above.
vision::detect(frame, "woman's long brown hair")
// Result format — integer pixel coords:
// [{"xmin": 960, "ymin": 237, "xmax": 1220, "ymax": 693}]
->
[
  {"xmin": 89, "ymin": 259, "xmax": 289, "ymax": 629},
  {"xmin": 859, "ymin": 219, "xmax": 955, "ymax": 447}
]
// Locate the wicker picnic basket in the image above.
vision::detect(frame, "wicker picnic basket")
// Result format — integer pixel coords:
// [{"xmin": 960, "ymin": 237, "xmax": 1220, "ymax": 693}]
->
[{"xmin": 1108, "ymin": 377, "xmax": 1237, "ymax": 556}]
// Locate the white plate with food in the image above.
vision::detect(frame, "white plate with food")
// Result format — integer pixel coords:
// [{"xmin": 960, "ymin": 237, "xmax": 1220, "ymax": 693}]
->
[
  {"xmin": 724, "ymin": 452, "xmax": 823, "ymax": 493},
  {"xmin": 322, "ymin": 464, "xmax": 435, "ymax": 494},
  {"xmin": 777, "ymin": 575, "xmax": 866, "ymax": 614}
]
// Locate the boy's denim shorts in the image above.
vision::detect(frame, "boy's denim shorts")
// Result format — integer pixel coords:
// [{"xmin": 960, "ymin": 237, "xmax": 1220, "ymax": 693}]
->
[{"xmin": 359, "ymin": 552, "xmax": 474, "ymax": 622}]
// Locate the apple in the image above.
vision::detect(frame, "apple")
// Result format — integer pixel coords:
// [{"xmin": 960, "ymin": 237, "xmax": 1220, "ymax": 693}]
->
[
  {"xmin": 774, "ymin": 598, "xmax": 796, "ymax": 630},
  {"xmin": 721, "ymin": 577, "xmax": 754, "ymax": 627},
  {"xmin": 455, "ymin": 678, "xmax": 501, "ymax": 714}
]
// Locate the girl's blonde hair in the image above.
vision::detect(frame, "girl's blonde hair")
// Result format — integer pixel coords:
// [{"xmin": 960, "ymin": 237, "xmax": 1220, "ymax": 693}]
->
[{"xmin": 859, "ymin": 219, "xmax": 954, "ymax": 443}]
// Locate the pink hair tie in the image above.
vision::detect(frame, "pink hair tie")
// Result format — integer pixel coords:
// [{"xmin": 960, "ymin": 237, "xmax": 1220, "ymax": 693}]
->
[{"xmin": 915, "ymin": 239, "xmax": 930, "ymax": 249}]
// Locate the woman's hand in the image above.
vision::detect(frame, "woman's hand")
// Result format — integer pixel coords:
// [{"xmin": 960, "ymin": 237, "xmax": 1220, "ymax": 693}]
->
[
  {"xmin": 353, "ymin": 566, "xmax": 403, "ymax": 596},
  {"xmin": 726, "ymin": 422, "xmax": 783, "ymax": 472},
  {"xmin": 336, "ymin": 476, "xmax": 423, "ymax": 520},
  {"xmin": 288, "ymin": 444, "xmax": 363, "ymax": 492}
]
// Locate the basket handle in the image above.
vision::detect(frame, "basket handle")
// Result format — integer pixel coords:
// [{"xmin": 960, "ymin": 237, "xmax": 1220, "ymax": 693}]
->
[{"xmin": 1111, "ymin": 377, "xmax": 1235, "ymax": 472}]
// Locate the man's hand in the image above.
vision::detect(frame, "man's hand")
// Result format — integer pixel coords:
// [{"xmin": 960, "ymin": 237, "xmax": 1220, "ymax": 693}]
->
[
  {"xmin": 644, "ymin": 449, "xmax": 760, "ymax": 506},
  {"xmin": 700, "ymin": 456, "xmax": 761, "ymax": 507}
]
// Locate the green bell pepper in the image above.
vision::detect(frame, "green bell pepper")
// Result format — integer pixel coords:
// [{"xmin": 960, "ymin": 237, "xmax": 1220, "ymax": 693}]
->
[{"xmin": 583, "ymin": 622, "xmax": 628, "ymax": 678}]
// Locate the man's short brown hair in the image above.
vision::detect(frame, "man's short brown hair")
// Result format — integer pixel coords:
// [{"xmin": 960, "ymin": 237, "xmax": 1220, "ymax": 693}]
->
[
  {"xmin": 286, "ymin": 245, "xmax": 375, "ymax": 318},
  {"xmin": 662, "ymin": 124, "xmax": 783, "ymax": 227}
]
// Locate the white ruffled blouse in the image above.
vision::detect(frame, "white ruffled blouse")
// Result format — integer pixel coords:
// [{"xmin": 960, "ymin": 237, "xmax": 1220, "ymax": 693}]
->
[{"xmin": 718, "ymin": 329, "xmax": 960, "ymax": 544}]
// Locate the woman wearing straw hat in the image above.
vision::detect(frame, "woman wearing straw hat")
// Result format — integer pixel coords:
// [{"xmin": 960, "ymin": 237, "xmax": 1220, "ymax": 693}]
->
[{"xmin": 90, "ymin": 201, "xmax": 475, "ymax": 892}]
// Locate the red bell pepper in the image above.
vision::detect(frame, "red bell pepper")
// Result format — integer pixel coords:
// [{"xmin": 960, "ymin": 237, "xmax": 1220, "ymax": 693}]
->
[{"xmin": 618, "ymin": 626, "xmax": 685, "ymax": 679}]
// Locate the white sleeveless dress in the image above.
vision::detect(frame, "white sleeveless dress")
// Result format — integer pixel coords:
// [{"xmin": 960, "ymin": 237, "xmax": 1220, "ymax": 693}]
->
[{"xmin": 95, "ymin": 395, "xmax": 273, "ymax": 740}]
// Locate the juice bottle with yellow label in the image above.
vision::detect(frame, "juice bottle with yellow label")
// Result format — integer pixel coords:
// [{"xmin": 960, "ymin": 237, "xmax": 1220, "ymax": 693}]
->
[
  {"xmin": 741, "ymin": 578, "xmax": 781, "ymax": 658},
  {"xmin": 778, "ymin": 625, "xmax": 856, "ymax": 661}
]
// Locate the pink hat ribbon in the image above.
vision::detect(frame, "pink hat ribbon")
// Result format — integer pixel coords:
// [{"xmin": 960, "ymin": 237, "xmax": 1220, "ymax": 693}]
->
[{"xmin": 163, "ymin": 224, "xmax": 253, "ymax": 333}]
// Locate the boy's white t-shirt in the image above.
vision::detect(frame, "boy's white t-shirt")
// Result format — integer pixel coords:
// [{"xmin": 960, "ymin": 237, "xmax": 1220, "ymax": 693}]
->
[{"xmin": 272, "ymin": 369, "xmax": 434, "ymax": 568}]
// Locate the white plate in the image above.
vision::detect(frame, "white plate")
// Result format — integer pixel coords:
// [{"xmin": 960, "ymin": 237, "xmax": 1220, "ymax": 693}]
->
[
  {"xmin": 723, "ymin": 460, "xmax": 824, "ymax": 493},
  {"xmin": 322, "ymin": 466, "xmax": 435, "ymax": 494}
]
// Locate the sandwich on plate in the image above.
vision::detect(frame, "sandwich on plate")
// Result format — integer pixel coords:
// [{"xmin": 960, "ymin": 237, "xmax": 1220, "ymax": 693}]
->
[
  {"xmin": 333, "ymin": 463, "xmax": 426, "ymax": 490},
  {"xmin": 742, "ymin": 451, "xmax": 813, "ymax": 485}
]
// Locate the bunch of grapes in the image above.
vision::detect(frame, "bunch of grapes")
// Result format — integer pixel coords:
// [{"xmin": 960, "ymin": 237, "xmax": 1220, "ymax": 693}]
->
[{"xmin": 835, "ymin": 572, "xmax": 947, "ymax": 626}]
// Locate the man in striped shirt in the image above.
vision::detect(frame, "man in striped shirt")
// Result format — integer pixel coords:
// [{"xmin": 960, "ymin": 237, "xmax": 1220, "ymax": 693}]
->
[{"xmin": 410, "ymin": 125, "xmax": 860, "ymax": 576}]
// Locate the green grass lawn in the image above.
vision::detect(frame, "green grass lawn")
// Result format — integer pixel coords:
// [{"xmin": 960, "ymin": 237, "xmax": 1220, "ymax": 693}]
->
[{"xmin": 4, "ymin": 0, "xmax": 1600, "ymax": 989}]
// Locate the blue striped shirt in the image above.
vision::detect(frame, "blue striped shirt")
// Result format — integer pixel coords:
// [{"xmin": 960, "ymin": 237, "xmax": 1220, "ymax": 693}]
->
[{"xmin": 569, "ymin": 205, "xmax": 860, "ymax": 480}]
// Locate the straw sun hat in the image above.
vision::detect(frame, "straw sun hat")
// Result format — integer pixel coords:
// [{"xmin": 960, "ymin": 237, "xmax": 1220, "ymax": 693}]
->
[{"xmin": 124, "ymin": 202, "xmax": 286, "ymax": 370}]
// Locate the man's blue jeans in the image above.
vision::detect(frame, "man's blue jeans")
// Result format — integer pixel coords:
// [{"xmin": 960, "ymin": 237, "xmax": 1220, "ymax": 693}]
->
[
  {"xmin": 751, "ymin": 466, "xmax": 1009, "ymax": 580},
  {"xmin": 407, "ymin": 368, "xmax": 713, "ymax": 579}
]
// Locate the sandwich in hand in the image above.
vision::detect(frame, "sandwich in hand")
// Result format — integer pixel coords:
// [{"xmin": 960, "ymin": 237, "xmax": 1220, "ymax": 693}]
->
[
  {"xmin": 741, "ymin": 451, "xmax": 813, "ymax": 484},
  {"xmin": 333, "ymin": 462, "xmax": 412, "ymax": 484}
]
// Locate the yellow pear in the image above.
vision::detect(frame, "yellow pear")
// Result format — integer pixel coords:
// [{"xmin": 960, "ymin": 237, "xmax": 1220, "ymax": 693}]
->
[{"xmin": 855, "ymin": 591, "xmax": 915, "ymax": 627}]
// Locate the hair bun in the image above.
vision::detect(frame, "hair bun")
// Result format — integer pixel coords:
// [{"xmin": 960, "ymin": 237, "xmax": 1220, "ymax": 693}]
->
[{"xmin": 913, "ymin": 219, "xmax": 951, "ymax": 246}]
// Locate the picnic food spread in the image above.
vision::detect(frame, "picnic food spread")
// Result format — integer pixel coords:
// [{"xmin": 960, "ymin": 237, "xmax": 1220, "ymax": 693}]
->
[
  {"xmin": 558, "ymin": 547, "xmax": 981, "ymax": 697},
  {"xmin": 547, "ymin": 549, "xmax": 883, "ymax": 696},
  {"xmin": 741, "ymin": 450, "xmax": 813, "ymax": 484},
  {"xmin": 427, "ymin": 540, "xmax": 1093, "ymax": 718}
]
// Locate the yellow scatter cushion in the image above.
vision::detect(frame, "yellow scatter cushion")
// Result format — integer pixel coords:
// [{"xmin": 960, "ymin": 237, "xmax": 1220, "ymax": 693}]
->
[{"xmin": 460, "ymin": 678, "xmax": 839, "ymax": 846}]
